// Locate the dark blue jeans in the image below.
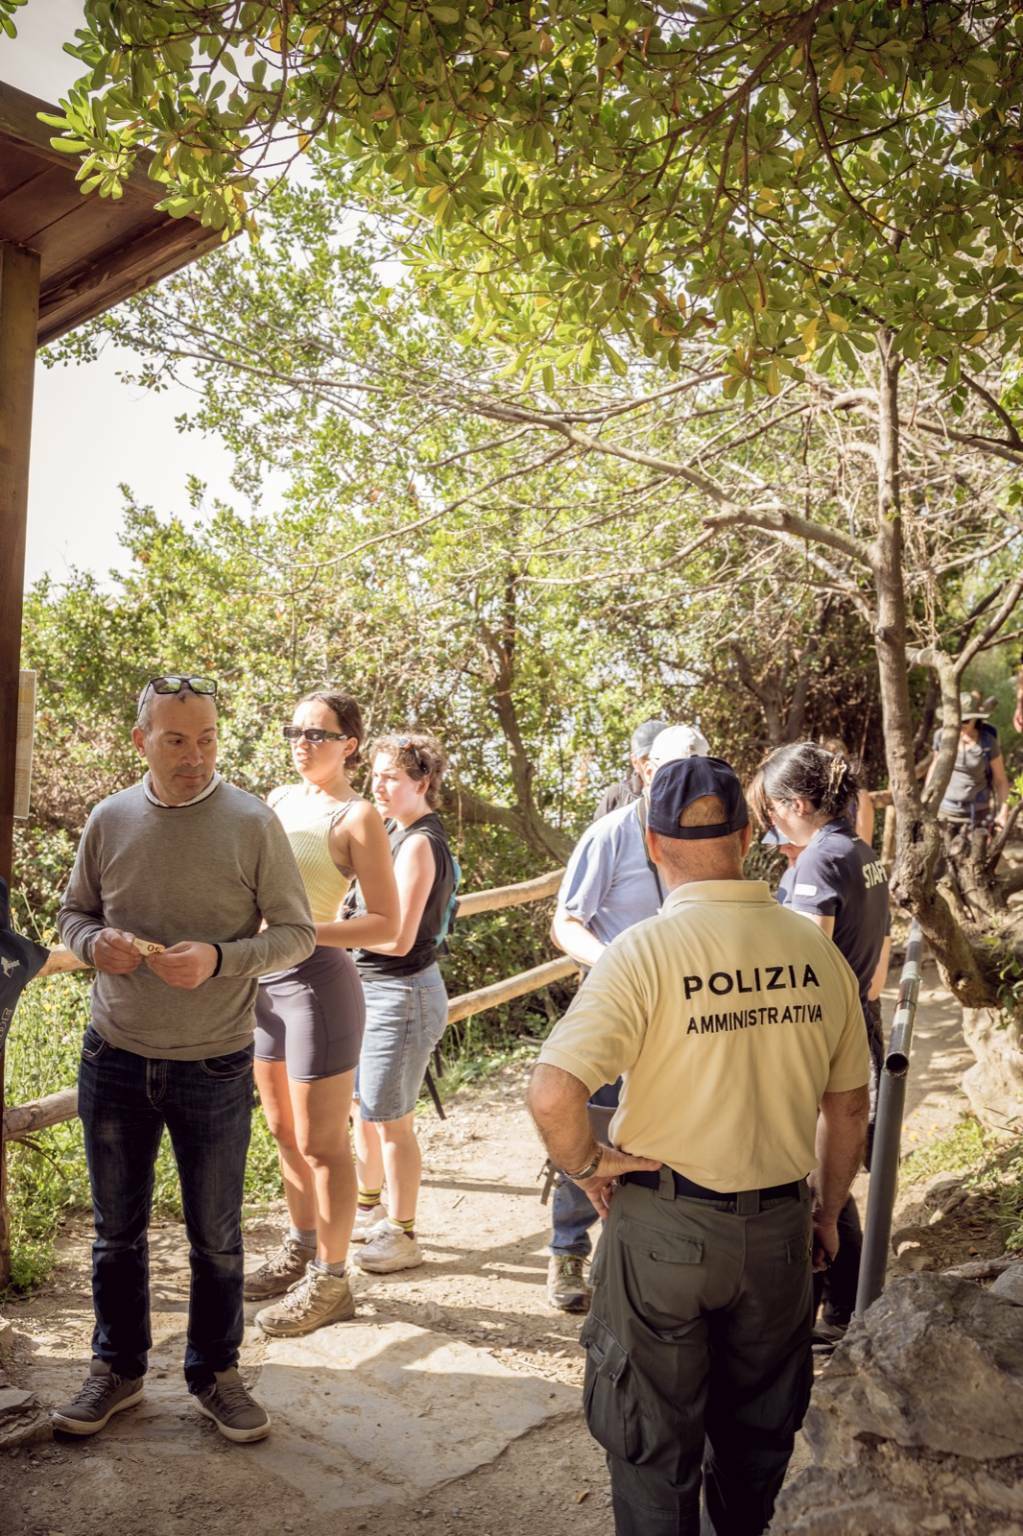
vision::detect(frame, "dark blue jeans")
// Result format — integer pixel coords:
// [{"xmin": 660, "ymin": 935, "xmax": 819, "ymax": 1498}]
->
[
  {"xmin": 77, "ymin": 1026, "xmax": 253, "ymax": 1391},
  {"xmin": 550, "ymin": 1080, "xmax": 621, "ymax": 1259}
]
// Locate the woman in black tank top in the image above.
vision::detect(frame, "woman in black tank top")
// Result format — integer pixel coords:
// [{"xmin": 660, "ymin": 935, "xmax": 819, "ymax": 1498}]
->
[{"xmin": 348, "ymin": 733, "xmax": 456, "ymax": 1276}]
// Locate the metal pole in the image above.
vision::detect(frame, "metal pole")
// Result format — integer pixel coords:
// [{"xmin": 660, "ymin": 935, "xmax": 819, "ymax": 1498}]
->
[
  {"xmin": 855, "ymin": 918, "xmax": 925, "ymax": 1316},
  {"xmin": 0, "ymin": 241, "xmax": 41, "ymax": 1288}
]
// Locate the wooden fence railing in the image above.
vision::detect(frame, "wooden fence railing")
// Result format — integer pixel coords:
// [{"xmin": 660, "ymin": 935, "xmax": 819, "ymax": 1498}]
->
[{"xmin": 4, "ymin": 869, "xmax": 572, "ymax": 1141}]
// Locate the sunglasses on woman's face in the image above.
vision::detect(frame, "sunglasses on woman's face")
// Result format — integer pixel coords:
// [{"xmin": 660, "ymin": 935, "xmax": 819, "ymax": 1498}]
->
[{"xmin": 282, "ymin": 726, "xmax": 349, "ymax": 744}]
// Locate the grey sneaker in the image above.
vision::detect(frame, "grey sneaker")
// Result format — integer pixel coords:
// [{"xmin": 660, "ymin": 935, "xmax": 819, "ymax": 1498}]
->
[
  {"xmin": 194, "ymin": 1368, "xmax": 271, "ymax": 1443},
  {"xmin": 52, "ymin": 1359, "xmax": 144, "ymax": 1436},
  {"xmin": 547, "ymin": 1254, "xmax": 591, "ymax": 1314},
  {"xmin": 243, "ymin": 1236, "xmax": 314, "ymax": 1301},
  {"xmin": 256, "ymin": 1264, "xmax": 356, "ymax": 1338}
]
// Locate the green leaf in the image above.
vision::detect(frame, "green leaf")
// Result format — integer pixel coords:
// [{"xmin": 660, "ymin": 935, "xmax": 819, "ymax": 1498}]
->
[{"xmin": 604, "ymin": 340, "xmax": 628, "ymax": 376}]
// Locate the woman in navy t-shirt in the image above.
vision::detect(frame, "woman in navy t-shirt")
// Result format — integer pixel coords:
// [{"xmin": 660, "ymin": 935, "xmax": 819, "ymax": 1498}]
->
[{"xmin": 758, "ymin": 742, "xmax": 891, "ymax": 1342}]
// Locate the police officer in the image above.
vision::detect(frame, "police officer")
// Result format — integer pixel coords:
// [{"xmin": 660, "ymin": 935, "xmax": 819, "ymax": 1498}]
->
[
  {"xmin": 546, "ymin": 724, "xmax": 709, "ymax": 1311},
  {"xmin": 759, "ymin": 742, "xmax": 891, "ymax": 1348},
  {"xmin": 528, "ymin": 757, "xmax": 869, "ymax": 1536}
]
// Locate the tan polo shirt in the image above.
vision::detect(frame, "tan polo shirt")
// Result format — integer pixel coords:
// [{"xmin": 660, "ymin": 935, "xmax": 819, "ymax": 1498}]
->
[{"xmin": 538, "ymin": 879, "xmax": 869, "ymax": 1190}]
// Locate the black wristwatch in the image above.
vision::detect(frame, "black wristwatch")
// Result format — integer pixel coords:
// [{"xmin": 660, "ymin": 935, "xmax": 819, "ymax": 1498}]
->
[{"xmin": 563, "ymin": 1147, "xmax": 602, "ymax": 1181}]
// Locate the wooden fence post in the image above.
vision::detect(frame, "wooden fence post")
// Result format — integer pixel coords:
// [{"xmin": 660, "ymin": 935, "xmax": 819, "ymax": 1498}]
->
[{"xmin": 0, "ymin": 241, "xmax": 41, "ymax": 1287}]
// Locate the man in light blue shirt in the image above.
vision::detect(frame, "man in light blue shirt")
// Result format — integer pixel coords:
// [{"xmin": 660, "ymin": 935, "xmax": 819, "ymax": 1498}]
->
[
  {"xmin": 546, "ymin": 724, "xmax": 709, "ymax": 1311},
  {"xmin": 556, "ymin": 798, "xmax": 667, "ymax": 946}
]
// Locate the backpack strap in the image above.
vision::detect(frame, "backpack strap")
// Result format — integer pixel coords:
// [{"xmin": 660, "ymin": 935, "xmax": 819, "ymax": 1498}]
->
[
  {"xmin": 634, "ymin": 799, "xmax": 665, "ymax": 905},
  {"xmin": 978, "ymin": 724, "xmax": 997, "ymax": 791}
]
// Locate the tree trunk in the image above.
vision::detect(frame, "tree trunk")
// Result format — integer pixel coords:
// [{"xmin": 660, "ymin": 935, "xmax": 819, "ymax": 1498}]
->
[
  {"xmin": 728, "ymin": 642, "xmax": 785, "ymax": 744},
  {"xmin": 783, "ymin": 596, "xmax": 833, "ymax": 741},
  {"xmin": 446, "ymin": 780, "xmax": 572, "ymax": 863},
  {"xmin": 474, "ymin": 573, "xmax": 575, "ymax": 863},
  {"xmin": 870, "ymin": 334, "xmax": 1003, "ymax": 1010}
]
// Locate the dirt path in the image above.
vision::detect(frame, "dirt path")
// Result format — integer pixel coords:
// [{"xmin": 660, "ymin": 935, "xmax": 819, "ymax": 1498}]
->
[
  {"xmin": 0, "ymin": 967, "xmax": 981, "ymax": 1535},
  {"xmin": 1, "ymin": 1070, "xmax": 611, "ymax": 1536}
]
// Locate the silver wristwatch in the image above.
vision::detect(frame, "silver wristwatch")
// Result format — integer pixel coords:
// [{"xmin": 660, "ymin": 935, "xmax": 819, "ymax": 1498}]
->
[{"xmin": 563, "ymin": 1147, "xmax": 602, "ymax": 1181}]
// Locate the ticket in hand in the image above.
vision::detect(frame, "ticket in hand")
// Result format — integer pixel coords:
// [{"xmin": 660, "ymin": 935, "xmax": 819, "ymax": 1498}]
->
[{"xmin": 131, "ymin": 936, "xmax": 166, "ymax": 956}]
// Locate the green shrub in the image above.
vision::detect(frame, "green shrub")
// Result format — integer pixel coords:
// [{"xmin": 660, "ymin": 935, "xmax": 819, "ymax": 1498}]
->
[{"xmin": 903, "ymin": 1114, "xmax": 1023, "ymax": 1253}]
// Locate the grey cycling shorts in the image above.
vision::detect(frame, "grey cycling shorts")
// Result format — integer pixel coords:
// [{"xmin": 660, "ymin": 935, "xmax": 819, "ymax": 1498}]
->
[{"xmin": 255, "ymin": 946, "xmax": 365, "ymax": 1082}]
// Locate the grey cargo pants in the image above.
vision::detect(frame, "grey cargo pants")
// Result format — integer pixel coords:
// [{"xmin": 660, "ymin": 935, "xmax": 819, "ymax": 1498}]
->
[{"xmin": 581, "ymin": 1173, "xmax": 813, "ymax": 1536}]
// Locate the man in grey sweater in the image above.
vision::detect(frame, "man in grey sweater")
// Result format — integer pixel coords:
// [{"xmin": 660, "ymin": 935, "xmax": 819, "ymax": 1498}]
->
[{"xmin": 53, "ymin": 675, "xmax": 314, "ymax": 1444}]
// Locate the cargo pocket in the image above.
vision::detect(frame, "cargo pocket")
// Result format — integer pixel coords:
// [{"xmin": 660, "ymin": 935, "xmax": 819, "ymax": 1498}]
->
[{"xmin": 580, "ymin": 1314, "xmax": 637, "ymax": 1462}]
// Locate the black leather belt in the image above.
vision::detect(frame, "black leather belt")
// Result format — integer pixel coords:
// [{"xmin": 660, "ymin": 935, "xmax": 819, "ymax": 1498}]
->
[{"xmin": 622, "ymin": 1169, "xmax": 801, "ymax": 1203}]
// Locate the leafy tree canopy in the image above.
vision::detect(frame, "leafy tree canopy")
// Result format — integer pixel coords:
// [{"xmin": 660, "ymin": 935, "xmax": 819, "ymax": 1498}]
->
[{"xmin": 10, "ymin": 0, "xmax": 1023, "ymax": 394}]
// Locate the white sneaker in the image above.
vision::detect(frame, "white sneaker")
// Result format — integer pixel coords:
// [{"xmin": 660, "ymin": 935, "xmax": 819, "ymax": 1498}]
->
[
  {"xmin": 350, "ymin": 1204, "xmax": 388, "ymax": 1243},
  {"xmin": 354, "ymin": 1223, "xmax": 423, "ymax": 1273}
]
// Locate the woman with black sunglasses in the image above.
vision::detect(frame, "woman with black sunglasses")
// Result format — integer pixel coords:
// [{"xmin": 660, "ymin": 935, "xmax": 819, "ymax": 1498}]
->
[{"xmin": 246, "ymin": 689, "xmax": 399, "ymax": 1338}]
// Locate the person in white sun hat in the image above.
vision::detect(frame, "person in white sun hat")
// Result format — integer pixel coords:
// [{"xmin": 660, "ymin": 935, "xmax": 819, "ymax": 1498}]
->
[
  {"xmin": 647, "ymin": 724, "xmax": 711, "ymax": 772},
  {"xmin": 544, "ymin": 720, "xmax": 709, "ymax": 1313}
]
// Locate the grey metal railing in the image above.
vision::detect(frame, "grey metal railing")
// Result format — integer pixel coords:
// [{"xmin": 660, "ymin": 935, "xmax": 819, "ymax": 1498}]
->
[{"xmin": 855, "ymin": 918, "xmax": 925, "ymax": 1315}]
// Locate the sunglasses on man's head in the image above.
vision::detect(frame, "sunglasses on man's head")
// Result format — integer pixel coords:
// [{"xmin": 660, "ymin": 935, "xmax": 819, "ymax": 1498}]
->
[
  {"xmin": 138, "ymin": 675, "xmax": 217, "ymax": 717},
  {"xmin": 282, "ymin": 726, "xmax": 350, "ymax": 744}
]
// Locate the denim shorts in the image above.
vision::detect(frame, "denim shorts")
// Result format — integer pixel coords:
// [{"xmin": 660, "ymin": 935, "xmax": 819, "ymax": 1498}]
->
[{"xmin": 357, "ymin": 964, "xmax": 448, "ymax": 1122}]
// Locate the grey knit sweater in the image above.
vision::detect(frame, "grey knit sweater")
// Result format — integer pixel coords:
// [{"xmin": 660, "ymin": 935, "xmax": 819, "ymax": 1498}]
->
[{"xmin": 58, "ymin": 780, "xmax": 315, "ymax": 1059}]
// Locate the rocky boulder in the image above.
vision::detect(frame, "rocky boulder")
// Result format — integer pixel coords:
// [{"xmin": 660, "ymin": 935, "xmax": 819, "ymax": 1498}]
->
[
  {"xmin": 771, "ymin": 1268, "xmax": 1023, "ymax": 1534},
  {"xmin": 961, "ymin": 1004, "xmax": 1023, "ymax": 1136}
]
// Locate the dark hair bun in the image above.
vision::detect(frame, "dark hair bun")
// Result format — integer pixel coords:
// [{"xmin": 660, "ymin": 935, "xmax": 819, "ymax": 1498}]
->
[{"xmin": 760, "ymin": 742, "xmax": 860, "ymax": 820}]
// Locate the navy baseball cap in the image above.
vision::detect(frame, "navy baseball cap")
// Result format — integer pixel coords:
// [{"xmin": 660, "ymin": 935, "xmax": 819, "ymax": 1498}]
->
[{"xmin": 648, "ymin": 756, "xmax": 750, "ymax": 841}]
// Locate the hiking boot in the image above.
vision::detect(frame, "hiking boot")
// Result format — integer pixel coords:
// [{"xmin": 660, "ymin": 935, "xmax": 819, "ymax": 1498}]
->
[
  {"xmin": 351, "ymin": 1203, "xmax": 388, "ymax": 1243},
  {"xmin": 243, "ymin": 1236, "xmax": 314, "ymax": 1301},
  {"xmin": 194, "ymin": 1368, "xmax": 271, "ymax": 1443},
  {"xmin": 255, "ymin": 1264, "xmax": 356, "ymax": 1338},
  {"xmin": 354, "ymin": 1223, "xmax": 423, "ymax": 1274},
  {"xmin": 547, "ymin": 1254, "xmax": 591, "ymax": 1314},
  {"xmin": 51, "ymin": 1359, "xmax": 144, "ymax": 1437}
]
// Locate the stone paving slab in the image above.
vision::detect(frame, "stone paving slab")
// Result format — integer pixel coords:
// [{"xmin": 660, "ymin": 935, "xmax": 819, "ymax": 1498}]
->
[{"xmin": 253, "ymin": 1320, "xmax": 579, "ymax": 1510}]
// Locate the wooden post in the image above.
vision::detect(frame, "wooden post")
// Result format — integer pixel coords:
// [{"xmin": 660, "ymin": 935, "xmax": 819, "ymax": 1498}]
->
[{"xmin": 0, "ymin": 241, "xmax": 41, "ymax": 1288}]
